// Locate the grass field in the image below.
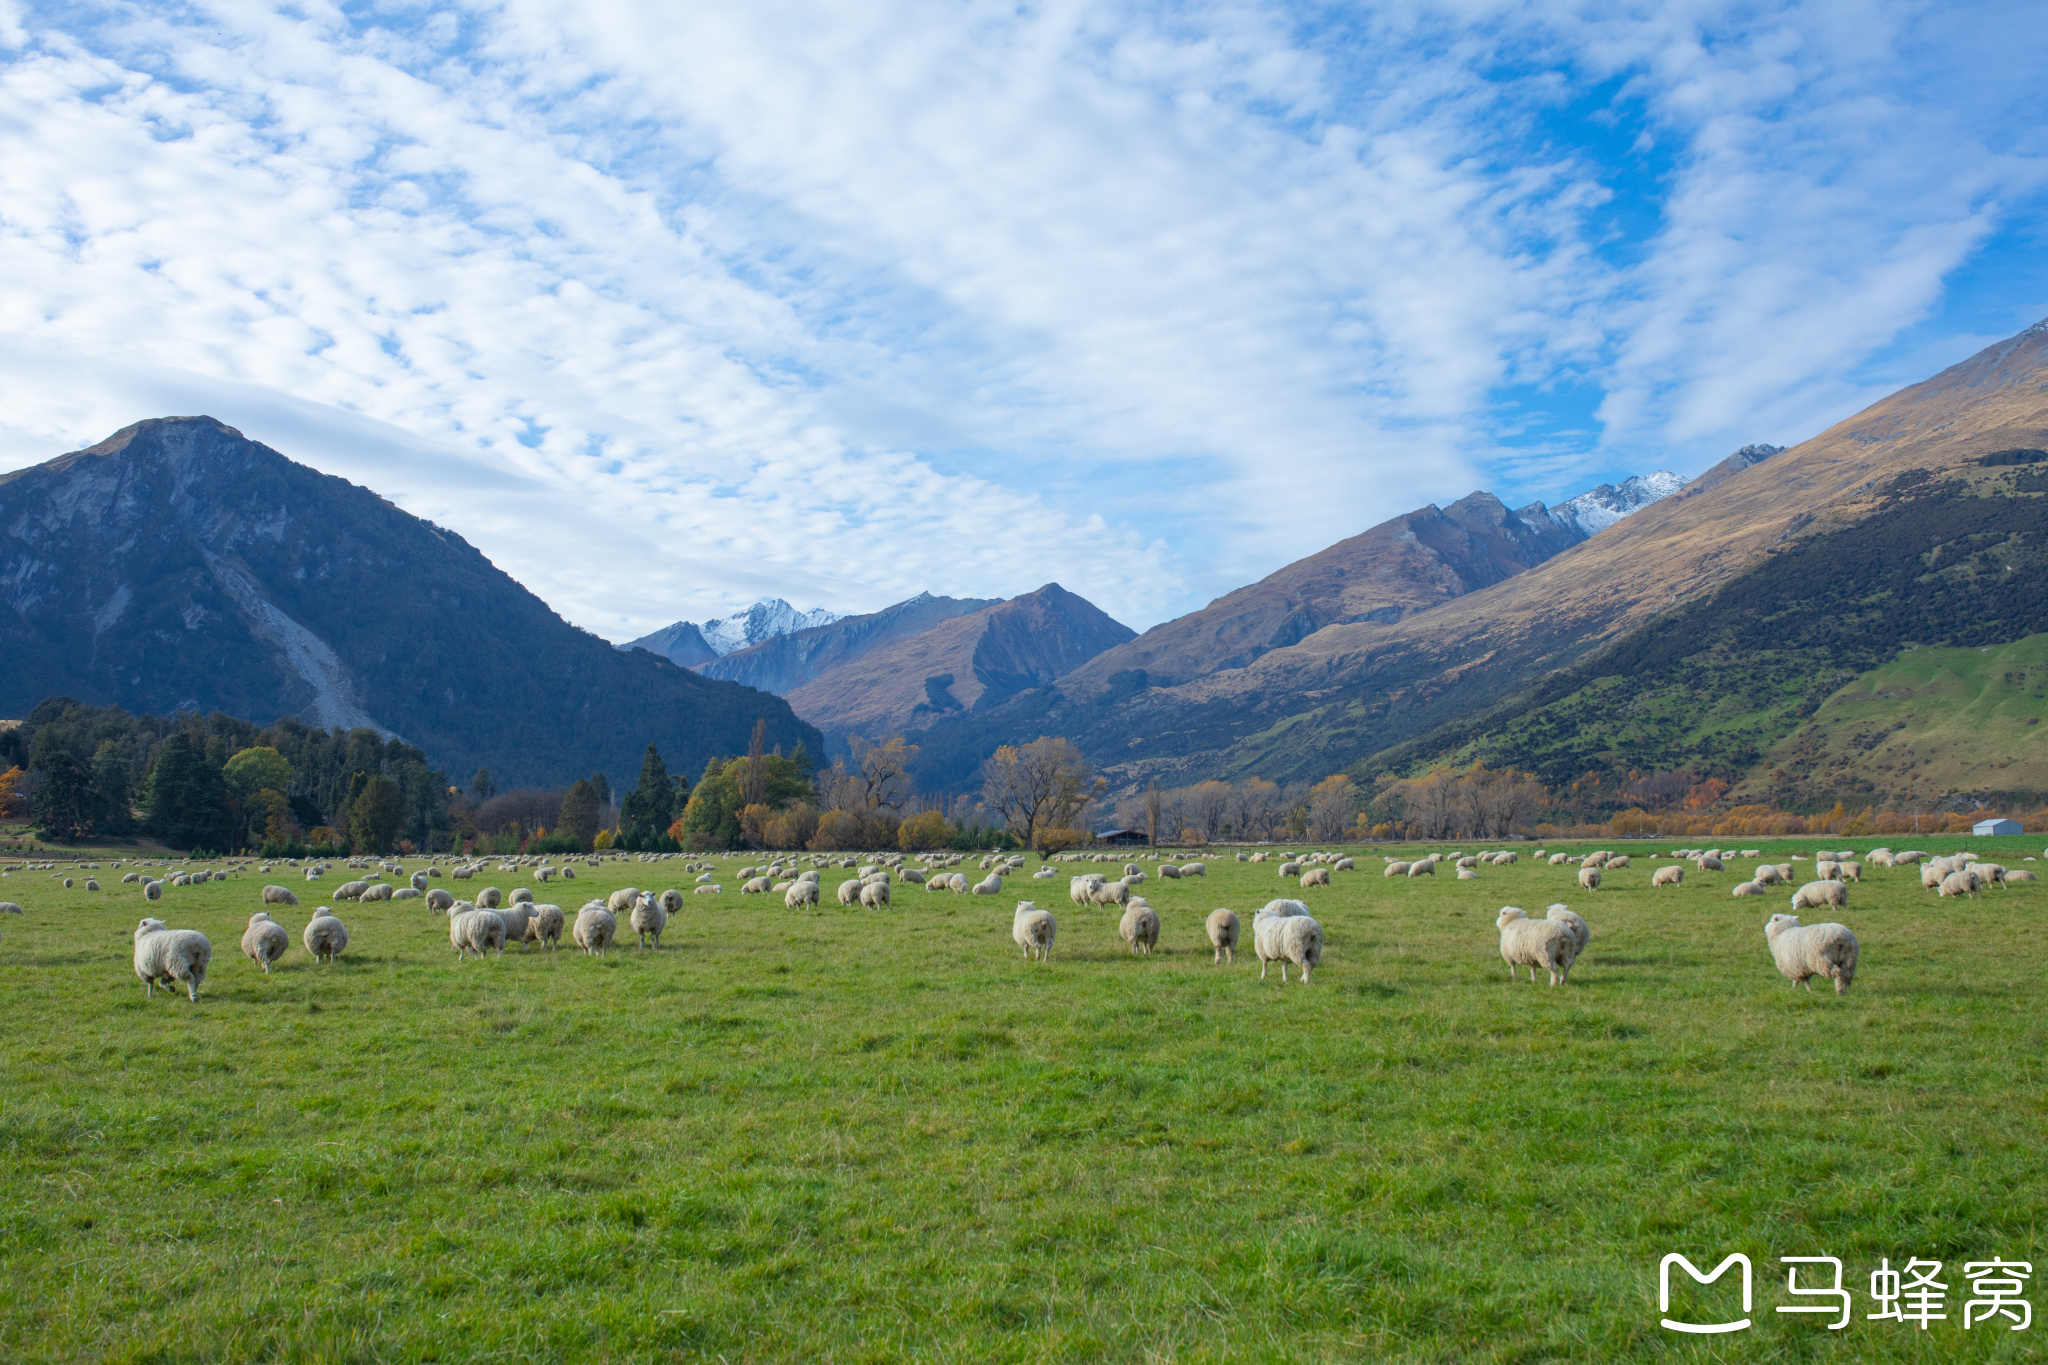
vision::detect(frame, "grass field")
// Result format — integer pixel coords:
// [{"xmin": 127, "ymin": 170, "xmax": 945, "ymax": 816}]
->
[{"xmin": 3, "ymin": 839, "xmax": 2045, "ymax": 1363}]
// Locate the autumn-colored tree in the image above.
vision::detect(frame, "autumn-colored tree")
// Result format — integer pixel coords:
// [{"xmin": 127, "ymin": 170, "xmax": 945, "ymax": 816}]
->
[
  {"xmin": 897, "ymin": 808, "xmax": 952, "ymax": 852},
  {"xmin": 0, "ymin": 766, "xmax": 24, "ymax": 820},
  {"xmin": 981, "ymin": 737, "xmax": 1102, "ymax": 849}
]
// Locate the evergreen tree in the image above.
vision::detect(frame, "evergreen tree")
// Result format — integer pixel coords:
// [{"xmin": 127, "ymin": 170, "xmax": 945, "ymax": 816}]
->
[
  {"xmin": 619, "ymin": 744, "xmax": 685, "ymax": 845},
  {"xmin": 29, "ymin": 732, "xmax": 95, "ymax": 843},
  {"xmin": 143, "ymin": 733, "xmax": 236, "ymax": 851},
  {"xmin": 91, "ymin": 741, "xmax": 133, "ymax": 835},
  {"xmin": 348, "ymin": 775, "xmax": 408, "ymax": 854}
]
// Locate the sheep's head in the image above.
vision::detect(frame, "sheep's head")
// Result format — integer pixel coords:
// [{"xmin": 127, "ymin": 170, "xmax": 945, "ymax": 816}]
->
[
  {"xmin": 1496, "ymin": 907, "xmax": 1528, "ymax": 927},
  {"xmin": 1766, "ymin": 913, "xmax": 1800, "ymax": 938},
  {"xmin": 248, "ymin": 912, "xmax": 273, "ymax": 925},
  {"xmin": 135, "ymin": 917, "xmax": 167, "ymax": 939}
]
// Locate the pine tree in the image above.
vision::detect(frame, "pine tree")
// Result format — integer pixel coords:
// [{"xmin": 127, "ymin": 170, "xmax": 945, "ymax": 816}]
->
[{"xmin": 142, "ymin": 733, "xmax": 236, "ymax": 851}]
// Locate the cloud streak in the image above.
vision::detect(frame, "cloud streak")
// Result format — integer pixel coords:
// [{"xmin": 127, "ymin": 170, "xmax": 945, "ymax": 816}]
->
[{"xmin": 0, "ymin": 0, "xmax": 2040, "ymax": 634}]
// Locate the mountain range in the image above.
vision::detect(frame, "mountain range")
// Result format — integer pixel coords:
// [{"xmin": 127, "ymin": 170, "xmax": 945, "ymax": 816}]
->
[
  {"xmin": 0, "ymin": 417, "xmax": 821, "ymax": 789},
  {"xmin": 624, "ymin": 598, "xmax": 840, "ymax": 666}
]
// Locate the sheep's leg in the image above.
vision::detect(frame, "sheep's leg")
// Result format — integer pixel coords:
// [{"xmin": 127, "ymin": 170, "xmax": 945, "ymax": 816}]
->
[
  {"xmin": 1279, "ymin": 962, "xmax": 1290, "ymax": 984},
  {"xmin": 1299, "ymin": 962, "xmax": 1310, "ymax": 985}
]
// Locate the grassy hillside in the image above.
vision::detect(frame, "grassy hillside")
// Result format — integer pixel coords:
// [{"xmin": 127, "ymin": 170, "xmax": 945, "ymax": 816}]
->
[
  {"xmin": 1362, "ymin": 474, "xmax": 2048, "ymax": 810},
  {"xmin": 2, "ymin": 843, "xmax": 2044, "ymax": 1361}
]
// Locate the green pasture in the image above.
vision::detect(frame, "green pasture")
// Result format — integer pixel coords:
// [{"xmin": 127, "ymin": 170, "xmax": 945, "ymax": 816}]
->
[{"xmin": 2, "ymin": 838, "xmax": 2044, "ymax": 1363}]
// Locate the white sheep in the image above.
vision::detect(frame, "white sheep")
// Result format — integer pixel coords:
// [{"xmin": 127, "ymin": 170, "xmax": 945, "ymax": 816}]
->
[
  {"xmin": 1300, "ymin": 867, "xmax": 1331, "ymax": 888},
  {"xmin": 451, "ymin": 908, "xmax": 506, "ymax": 961},
  {"xmin": 1206, "ymin": 908, "xmax": 1240, "ymax": 964},
  {"xmin": 1089, "ymin": 880, "xmax": 1131, "ymax": 907},
  {"xmin": 1651, "ymin": 865, "xmax": 1684, "ymax": 888},
  {"xmin": 303, "ymin": 909, "xmax": 349, "ymax": 963},
  {"xmin": 1495, "ymin": 907, "xmax": 1575, "ymax": 986},
  {"xmin": 1731, "ymin": 881, "xmax": 1765, "ymax": 897},
  {"xmin": 133, "ymin": 918, "xmax": 211, "ymax": 1000},
  {"xmin": 525, "ymin": 903, "xmax": 565, "ymax": 950},
  {"xmin": 241, "ymin": 912, "xmax": 290, "ymax": 974},
  {"xmin": 1119, "ymin": 902, "xmax": 1160, "ymax": 955},
  {"xmin": 260, "ymin": 884, "xmax": 299, "ymax": 906},
  {"xmin": 1253, "ymin": 907, "xmax": 1322, "ymax": 984},
  {"xmin": 1577, "ymin": 865, "xmax": 1602, "ymax": 892},
  {"xmin": 785, "ymin": 879, "xmax": 820, "ymax": 908},
  {"xmin": 1790, "ymin": 880, "xmax": 1849, "ymax": 910},
  {"xmin": 860, "ymin": 881, "xmax": 892, "ymax": 909},
  {"xmin": 971, "ymin": 873, "xmax": 1003, "ymax": 895},
  {"xmin": 1938, "ymin": 869, "xmax": 1979, "ymax": 899},
  {"xmin": 573, "ymin": 904, "xmax": 616, "ymax": 956},
  {"xmin": 1159, "ymin": 864, "xmax": 1182, "ymax": 880},
  {"xmin": 426, "ymin": 888, "xmax": 455, "ymax": 912},
  {"xmin": 630, "ymin": 893, "xmax": 668, "ymax": 948},
  {"xmin": 1181, "ymin": 862, "xmax": 1207, "ymax": 878},
  {"xmin": 1012, "ymin": 902, "xmax": 1056, "ymax": 962},
  {"xmin": 658, "ymin": 887, "xmax": 684, "ymax": 914},
  {"xmin": 1695, "ymin": 855, "xmax": 1724, "ymax": 871},
  {"xmin": 335, "ymin": 880, "xmax": 370, "ymax": 900},
  {"xmin": 1544, "ymin": 904, "xmax": 1590, "ymax": 956},
  {"xmin": 1069, "ymin": 875, "xmax": 1105, "ymax": 905},
  {"xmin": 1407, "ymin": 860, "xmax": 1434, "ymax": 879},
  {"xmin": 1764, "ymin": 913, "xmax": 1858, "ymax": 994}
]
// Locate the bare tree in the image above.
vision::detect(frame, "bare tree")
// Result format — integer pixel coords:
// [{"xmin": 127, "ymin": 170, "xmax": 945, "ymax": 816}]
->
[
  {"xmin": 1179, "ymin": 781, "xmax": 1230, "ymax": 843},
  {"xmin": 1227, "ymin": 778, "xmax": 1281, "ymax": 841},
  {"xmin": 980, "ymin": 737, "xmax": 1103, "ymax": 848},
  {"xmin": 739, "ymin": 719, "xmax": 769, "ymax": 807},
  {"xmin": 1306, "ymin": 775, "xmax": 1357, "ymax": 841},
  {"xmin": 1144, "ymin": 777, "xmax": 1162, "ymax": 847}
]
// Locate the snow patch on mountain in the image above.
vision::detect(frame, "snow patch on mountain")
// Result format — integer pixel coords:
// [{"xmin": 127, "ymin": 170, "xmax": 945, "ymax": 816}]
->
[
  {"xmin": 697, "ymin": 599, "xmax": 841, "ymax": 655},
  {"xmin": 1552, "ymin": 471, "xmax": 1685, "ymax": 536}
]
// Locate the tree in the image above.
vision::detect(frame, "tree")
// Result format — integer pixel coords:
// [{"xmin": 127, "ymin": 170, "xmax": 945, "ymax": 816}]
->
[
  {"xmin": 0, "ymin": 765, "xmax": 23, "ymax": 820},
  {"xmin": 897, "ymin": 809, "xmax": 952, "ymax": 852},
  {"xmin": 980, "ymin": 737, "xmax": 1102, "ymax": 849},
  {"xmin": 1034, "ymin": 824, "xmax": 1088, "ymax": 858},
  {"xmin": 143, "ymin": 732, "xmax": 237, "ymax": 851},
  {"xmin": 31, "ymin": 749, "xmax": 94, "ymax": 843},
  {"xmin": 620, "ymin": 745, "xmax": 686, "ymax": 845},
  {"xmin": 1227, "ymin": 778, "xmax": 1281, "ymax": 841},
  {"xmin": 1307, "ymin": 775, "xmax": 1357, "ymax": 842},
  {"xmin": 1144, "ymin": 778, "xmax": 1162, "ymax": 847},
  {"xmin": 472, "ymin": 768, "xmax": 497, "ymax": 802},
  {"xmin": 1181, "ymin": 781, "xmax": 1231, "ymax": 843},
  {"xmin": 348, "ymin": 775, "xmax": 409, "ymax": 854},
  {"xmin": 91, "ymin": 742, "xmax": 134, "ymax": 836},
  {"xmin": 559, "ymin": 778, "xmax": 602, "ymax": 849},
  {"xmin": 224, "ymin": 746, "xmax": 293, "ymax": 802}
]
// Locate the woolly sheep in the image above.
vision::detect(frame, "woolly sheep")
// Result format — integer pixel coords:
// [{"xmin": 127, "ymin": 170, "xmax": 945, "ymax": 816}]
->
[
  {"xmin": 1300, "ymin": 867, "xmax": 1331, "ymax": 888},
  {"xmin": 1495, "ymin": 907, "xmax": 1575, "ymax": 987},
  {"xmin": 1407, "ymin": 860, "xmax": 1434, "ymax": 878},
  {"xmin": 1816, "ymin": 860, "xmax": 1841, "ymax": 881},
  {"xmin": 837, "ymin": 879, "xmax": 863, "ymax": 906},
  {"xmin": 474, "ymin": 886, "xmax": 504, "ymax": 909},
  {"xmin": 303, "ymin": 909, "xmax": 349, "ymax": 963},
  {"xmin": 1547, "ymin": 852, "xmax": 1570, "ymax": 866},
  {"xmin": 1069, "ymin": 875, "xmax": 1104, "ymax": 905},
  {"xmin": 860, "ymin": 880, "xmax": 892, "ymax": 909},
  {"xmin": 451, "ymin": 908, "xmax": 506, "ymax": 961},
  {"xmin": 1118, "ymin": 902, "xmax": 1160, "ymax": 955},
  {"xmin": 1971, "ymin": 863, "xmax": 2005, "ymax": 888},
  {"xmin": 1790, "ymin": 879, "xmax": 1849, "ymax": 910},
  {"xmin": 1278, "ymin": 862, "xmax": 1301, "ymax": 877},
  {"xmin": 510, "ymin": 888, "xmax": 534, "ymax": 905},
  {"xmin": 1731, "ymin": 881, "xmax": 1765, "ymax": 897},
  {"xmin": 903, "ymin": 868, "xmax": 927, "ymax": 884},
  {"xmin": 695, "ymin": 884, "xmax": 721, "ymax": 895},
  {"xmin": 630, "ymin": 893, "xmax": 668, "ymax": 948},
  {"xmin": 1753, "ymin": 864, "xmax": 1783, "ymax": 886},
  {"xmin": 1577, "ymin": 865, "xmax": 1602, "ymax": 892},
  {"xmin": 241, "ymin": 912, "xmax": 290, "ymax": 974},
  {"xmin": 784, "ymin": 879, "xmax": 820, "ymax": 908},
  {"xmin": 1544, "ymin": 904, "xmax": 1590, "ymax": 956},
  {"xmin": 1607, "ymin": 855, "xmax": 1631, "ymax": 869},
  {"xmin": 972, "ymin": 873, "xmax": 1002, "ymax": 895},
  {"xmin": 425, "ymin": 888, "xmax": 454, "ymax": 912},
  {"xmin": 1383, "ymin": 861, "xmax": 1411, "ymax": 877},
  {"xmin": 1253, "ymin": 908, "xmax": 1323, "ymax": 984},
  {"xmin": 143, "ymin": 880, "xmax": 163, "ymax": 901},
  {"xmin": 1182, "ymin": 862, "xmax": 1207, "ymax": 877},
  {"xmin": 1206, "ymin": 908, "xmax": 1240, "ymax": 964},
  {"xmin": 1651, "ymin": 865, "xmax": 1684, "ymax": 888},
  {"xmin": 572, "ymin": 904, "xmax": 616, "ymax": 956},
  {"xmin": 658, "ymin": 888, "xmax": 684, "ymax": 914},
  {"xmin": 335, "ymin": 880, "xmax": 370, "ymax": 900},
  {"xmin": 1012, "ymin": 902, "xmax": 1056, "ymax": 962},
  {"xmin": 410, "ymin": 872, "xmax": 429, "ymax": 891},
  {"xmin": 1089, "ymin": 880, "xmax": 1131, "ymax": 907},
  {"xmin": 2007, "ymin": 869, "xmax": 2038, "ymax": 883},
  {"xmin": 525, "ymin": 903, "xmax": 565, "ymax": 949},
  {"xmin": 606, "ymin": 887, "xmax": 642, "ymax": 914},
  {"xmin": 1764, "ymin": 913, "xmax": 1858, "ymax": 994},
  {"xmin": 1938, "ymin": 869, "xmax": 1979, "ymax": 899},
  {"xmin": 1456, "ymin": 868, "xmax": 1479, "ymax": 880},
  {"xmin": 133, "ymin": 918, "xmax": 211, "ymax": 1000},
  {"xmin": 361, "ymin": 883, "xmax": 395, "ymax": 902},
  {"xmin": 1696, "ymin": 855, "xmax": 1724, "ymax": 871},
  {"xmin": 1159, "ymin": 863, "xmax": 1182, "ymax": 880}
]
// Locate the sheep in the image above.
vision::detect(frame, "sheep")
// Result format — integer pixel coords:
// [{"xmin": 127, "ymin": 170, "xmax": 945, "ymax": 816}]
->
[
  {"xmin": 302, "ymin": 909, "xmax": 349, "ymax": 964},
  {"xmin": 1068, "ymin": 875, "xmax": 1104, "ymax": 906},
  {"xmin": 510, "ymin": 888, "xmax": 535, "ymax": 905},
  {"xmin": 410, "ymin": 871, "xmax": 429, "ymax": 891},
  {"xmin": 1731, "ymin": 881, "xmax": 1765, "ymax": 897},
  {"xmin": 1752, "ymin": 864, "xmax": 1783, "ymax": 886},
  {"xmin": 1300, "ymin": 867, "xmax": 1331, "ymax": 888},
  {"xmin": 1790, "ymin": 880, "xmax": 1849, "ymax": 910},
  {"xmin": 1651, "ymin": 865, "xmax": 1684, "ymax": 888},
  {"xmin": 451, "ymin": 909, "xmax": 506, "ymax": 961},
  {"xmin": 1407, "ymin": 860, "xmax": 1434, "ymax": 878},
  {"xmin": 836, "ymin": 879, "xmax": 864, "ymax": 906},
  {"xmin": 1971, "ymin": 863, "xmax": 2005, "ymax": 888},
  {"xmin": 1253, "ymin": 908, "xmax": 1323, "ymax": 984},
  {"xmin": 1206, "ymin": 908, "xmax": 1240, "ymax": 964},
  {"xmin": 133, "ymin": 918, "xmax": 211, "ymax": 1000},
  {"xmin": 1938, "ymin": 869, "xmax": 1979, "ymax": 899},
  {"xmin": 1816, "ymin": 860, "xmax": 1842, "ymax": 881},
  {"xmin": 1577, "ymin": 865, "xmax": 1602, "ymax": 892},
  {"xmin": 1893, "ymin": 851, "xmax": 1925, "ymax": 865},
  {"xmin": 972, "ymin": 873, "xmax": 1002, "ymax": 895},
  {"xmin": 1383, "ymin": 861, "xmax": 1411, "ymax": 877},
  {"xmin": 1544, "ymin": 904, "xmax": 1590, "ymax": 956},
  {"xmin": 1158, "ymin": 863, "xmax": 1182, "ymax": 880},
  {"xmin": 1495, "ymin": 907, "xmax": 1575, "ymax": 986},
  {"xmin": 1764, "ymin": 913, "xmax": 1858, "ymax": 994},
  {"xmin": 1012, "ymin": 902, "xmax": 1057, "ymax": 962},
  {"xmin": 572, "ymin": 904, "xmax": 616, "ymax": 956},
  {"xmin": 1607, "ymin": 855, "xmax": 1631, "ymax": 869},
  {"xmin": 695, "ymin": 884, "xmax": 721, "ymax": 895},
  {"xmin": 1547, "ymin": 852, "xmax": 1570, "ymax": 866},
  {"xmin": 335, "ymin": 880, "xmax": 370, "ymax": 901},
  {"xmin": 2007, "ymin": 869, "xmax": 2039, "ymax": 883},
  {"xmin": 361, "ymin": 883, "xmax": 396, "ymax": 902},
  {"xmin": 1117, "ymin": 902, "xmax": 1161, "ymax": 955},
  {"xmin": 655, "ymin": 888, "xmax": 684, "ymax": 914},
  {"xmin": 605, "ymin": 887, "xmax": 641, "ymax": 914},
  {"xmin": 1089, "ymin": 880, "xmax": 1131, "ymax": 907},
  {"xmin": 1181, "ymin": 862, "xmax": 1207, "ymax": 878},
  {"xmin": 1278, "ymin": 862, "xmax": 1302, "ymax": 877},
  {"xmin": 1695, "ymin": 855, "xmax": 1724, "ymax": 871},
  {"xmin": 142, "ymin": 880, "xmax": 162, "ymax": 901},
  {"xmin": 903, "ymin": 868, "xmax": 927, "ymax": 884},
  {"xmin": 783, "ymin": 879, "xmax": 820, "ymax": 908},
  {"xmin": 241, "ymin": 912, "xmax": 290, "ymax": 974},
  {"xmin": 470, "ymin": 886, "xmax": 503, "ymax": 910},
  {"xmin": 860, "ymin": 881, "xmax": 892, "ymax": 909},
  {"xmin": 630, "ymin": 893, "xmax": 668, "ymax": 948},
  {"xmin": 525, "ymin": 903, "xmax": 565, "ymax": 950}
]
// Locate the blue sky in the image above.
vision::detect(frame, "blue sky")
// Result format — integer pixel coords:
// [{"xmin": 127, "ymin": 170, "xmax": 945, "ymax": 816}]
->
[{"xmin": 0, "ymin": 1, "xmax": 2042, "ymax": 637}]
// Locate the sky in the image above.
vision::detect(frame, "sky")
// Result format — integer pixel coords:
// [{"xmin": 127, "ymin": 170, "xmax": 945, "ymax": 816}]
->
[{"xmin": 0, "ymin": 1, "xmax": 2043, "ymax": 639}]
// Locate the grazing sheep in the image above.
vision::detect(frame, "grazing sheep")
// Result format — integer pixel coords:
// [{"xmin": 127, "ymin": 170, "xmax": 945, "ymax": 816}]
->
[
  {"xmin": 1695, "ymin": 855, "xmax": 1724, "ymax": 871},
  {"xmin": 695, "ymin": 884, "xmax": 721, "ymax": 895},
  {"xmin": 410, "ymin": 872, "xmax": 429, "ymax": 891},
  {"xmin": 1752, "ymin": 864, "xmax": 1783, "ymax": 886},
  {"xmin": 656, "ymin": 888, "xmax": 684, "ymax": 914},
  {"xmin": 1732, "ymin": 882, "xmax": 1765, "ymax": 897},
  {"xmin": 1938, "ymin": 869, "xmax": 1980, "ymax": 899},
  {"xmin": 509, "ymin": 888, "xmax": 534, "ymax": 905},
  {"xmin": 302, "ymin": 909, "xmax": 349, "ymax": 964},
  {"xmin": 1181, "ymin": 862, "xmax": 1207, "ymax": 878},
  {"xmin": 1971, "ymin": 863, "xmax": 2005, "ymax": 888},
  {"xmin": 1544, "ymin": 904, "xmax": 1590, "ymax": 956},
  {"xmin": 785, "ymin": 879, "xmax": 820, "ymax": 908},
  {"xmin": 1651, "ymin": 865, "xmax": 1684, "ymax": 888},
  {"xmin": 836, "ymin": 879, "xmax": 864, "ymax": 906},
  {"xmin": 1383, "ymin": 861, "xmax": 1411, "ymax": 878},
  {"xmin": 572, "ymin": 904, "xmax": 616, "ymax": 956},
  {"xmin": 133, "ymin": 918, "xmax": 211, "ymax": 1001},
  {"xmin": 335, "ymin": 880, "xmax": 370, "ymax": 901},
  {"xmin": 1790, "ymin": 880, "xmax": 1849, "ymax": 910},
  {"xmin": 1764, "ymin": 913, "xmax": 1858, "ymax": 994},
  {"xmin": 1495, "ymin": 907, "xmax": 1575, "ymax": 986},
  {"xmin": 972, "ymin": 873, "xmax": 1002, "ymax": 895},
  {"xmin": 1119, "ymin": 902, "xmax": 1161, "ymax": 955},
  {"xmin": 1407, "ymin": 860, "xmax": 1435, "ymax": 879},
  {"xmin": 524, "ymin": 903, "xmax": 565, "ymax": 949},
  {"xmin": 1012, "ymin": 902, "xmax": 1057, "ymax": 962},
  {"xmin": 903, "ymin": 868, "xmax": 927, "ymax": 884},
  {"xmin": 1068, "ymin": 875, "xmax": 1105, "ymax": 905},
  {"xmin": 1300, "ymin": 867, "xmax": 1331, "ymax": 888},
  {"xmin": 860, "ymin": 881, "xmax": 892, "ymax": 909},
  {"xmin": 1089, "ymin": 880, "xmax": 1131, "ymax": 907},
  {"xmin": 361, "ymin": 883, "xmax": 395, "ymax": 903},
  {"xmin": 630, "ymin": 893, "xmax": 668, "ymax": 948},
  {"xmin": 425, "ymin": 888, "xmax": 455, "ymax": 912},
  {"xmin": 142, "ymin": 879, "xmax": 163, "ymax": 901},
  {"xmin": 241, "ymin": 913, "xmax": 290, "ymax": 974},
  {"xmin": 1456, "ymin": 868, "xmax": 1479, "ymax": 880},
  {"xmin": 1261, "ymin": 898, "xmax": 1311, "ymax": 918},
  {"xmin": 1206, "ymin": 908, "xmax": 1240, "ymax": 964},
  {"xmin": 1278, "ymin": 862, "xmax": 1302, "ymax": 878},
  {"xmin": 2006, "ymin": 869, "xmax": 2038, "ymax": 883},
  {"xmin": 1159, "ymin": 863, "xmax": 1182, "ymax": 880},
  {"xmin": 1816, "ymin": 860, "xmax": 1842, "ymax": 881},
  {"xmin": 1253, "ymin": 908, "xmax": 1323, "ymax": 984},
  {"xmin": 451, "ymin": 909, "xmax": 506, "ymax": 961},
  {"xmin": 604, "ymin": 887, "xmax": 641, "ymax": 914},
  {"xmin": 1577, "ymin": 865, "xmax": 1602, "ymax": 892},
  {"xmin": 1607, "ymin": 855, "xmax": 1631, "ymax": 869},
  {"xmin": 475, "ymin": 886, "xmax": 505, "ymax": 909}
]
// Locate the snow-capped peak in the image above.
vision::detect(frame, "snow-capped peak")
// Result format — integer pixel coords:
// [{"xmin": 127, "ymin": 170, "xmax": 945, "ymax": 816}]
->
[
  {"xmin": 1552, "ymin": 471, "xmax": 1684, "ymax": 536},
  {"xmin": 697, "ymin": 598, "xmax": 840, "ymax": 655}
]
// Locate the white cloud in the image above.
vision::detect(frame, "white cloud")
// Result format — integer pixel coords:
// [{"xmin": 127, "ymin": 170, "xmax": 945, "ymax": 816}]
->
[{"xmin": 0, "ymin": 1, "xmax": 2040, "ymax": 635}]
